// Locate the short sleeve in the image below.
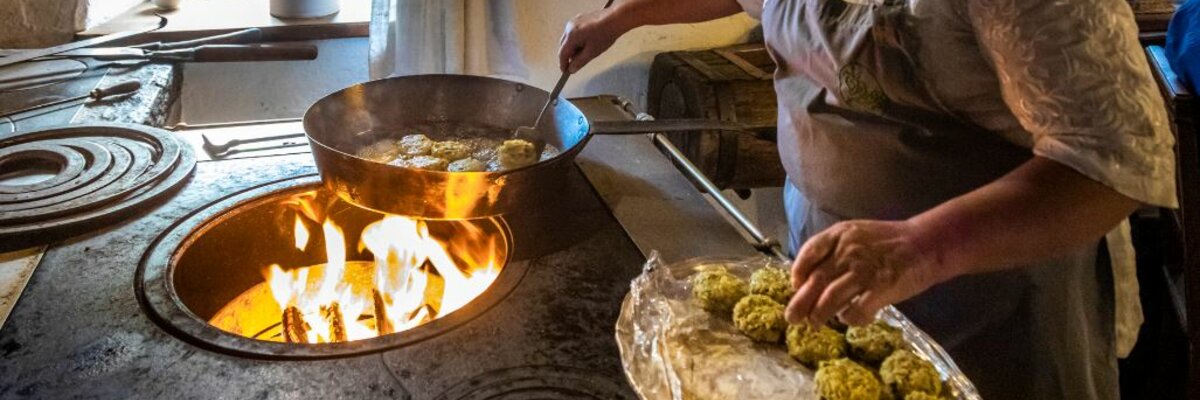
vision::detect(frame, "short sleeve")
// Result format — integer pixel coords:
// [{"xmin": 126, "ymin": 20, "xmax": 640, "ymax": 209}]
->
[{"xmin": 967, "ymin": 0, "xmax": 1178, "ymax": 207}]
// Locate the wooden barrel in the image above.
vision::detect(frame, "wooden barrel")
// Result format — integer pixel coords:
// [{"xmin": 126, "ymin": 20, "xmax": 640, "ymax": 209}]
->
[{"xmin": 647, "ymin": 43, "xmax": 785, "ymax": 190}]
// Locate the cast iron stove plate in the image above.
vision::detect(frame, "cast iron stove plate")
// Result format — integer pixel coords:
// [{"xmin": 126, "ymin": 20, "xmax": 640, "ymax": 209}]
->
[{"xmin": 0, "ymin": 154, "xmax": 643, "ymax": 399}]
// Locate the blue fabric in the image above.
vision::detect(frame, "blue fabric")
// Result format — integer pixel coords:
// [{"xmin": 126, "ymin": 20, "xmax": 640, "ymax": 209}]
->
[{"xmin": 1168, "ymin": 0, "xmax": 1200, "ymax": 92}]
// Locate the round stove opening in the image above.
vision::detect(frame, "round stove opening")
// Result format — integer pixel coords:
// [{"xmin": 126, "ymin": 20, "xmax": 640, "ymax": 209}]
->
[{"xmin": 138, "ymin": 176, "xmax": 525, "ymax": 359}]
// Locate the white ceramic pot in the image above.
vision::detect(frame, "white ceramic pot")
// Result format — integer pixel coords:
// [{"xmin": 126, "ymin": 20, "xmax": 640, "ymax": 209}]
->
[{"xmin": 270, "ymin": 0, "xmax": 341, "ymax": 18}]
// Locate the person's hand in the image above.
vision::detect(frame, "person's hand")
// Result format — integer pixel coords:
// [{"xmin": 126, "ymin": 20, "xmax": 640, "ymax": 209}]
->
[
  {"xmin": 559, "ymin": 9, "xmax": 629, "ymax": 74},
  {"xmin": 785, "ymin": 220, "xmax": 950, "ymax": 326}
]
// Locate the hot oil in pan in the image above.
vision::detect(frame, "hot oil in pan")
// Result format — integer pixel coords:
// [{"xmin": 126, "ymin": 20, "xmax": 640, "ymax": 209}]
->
[{"xmin": 353, "ymin": 122, "xmax": 561, "ymax": 173}]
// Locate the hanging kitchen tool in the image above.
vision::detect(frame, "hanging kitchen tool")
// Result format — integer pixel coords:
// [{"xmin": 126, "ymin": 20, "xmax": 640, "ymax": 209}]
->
[
  {"xmin": 0, "ymin": 28, "xmax": 266, "ymax": 60},
  {"xmin": 0, "ymin": 16, "xmax": 168, "ymax": 68},
  {"xmin": 88, "ymin": 44, "xmax": 318, "ymax": 62},
  {"xmin": 0, "ymin": 80, "xmax": 141, "ymax": 119},
  {"xmin": 303, "ymin": 74, "xmax": 755, "ymax": 219}
]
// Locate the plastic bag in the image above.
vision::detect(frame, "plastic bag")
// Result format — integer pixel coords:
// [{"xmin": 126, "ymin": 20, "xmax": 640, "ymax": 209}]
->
[{"xmin": 614, "ymin": 252, "xmax": 981, "ymax": 400}]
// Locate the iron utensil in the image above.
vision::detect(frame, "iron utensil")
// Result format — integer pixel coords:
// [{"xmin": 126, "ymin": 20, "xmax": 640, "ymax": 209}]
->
[
  {"xmin": 132, "ymin": 28, "xmax": 263, "ymax": 50},
  {"xmin": 99, "ymin": 44, "xmax": 318, "ymax": 62},
  {"xmin": 208, "ymin": 141, "xmax": 309, "ymax": 159},
  {"xmin": 201, "ymin": 132, "xmax": 308, "ymax": 156},
  {"xmin": 0, "ymin": 28, "xmax": 266, "ymax": 60},
  {"xmin": 512, "ymin": 71, "xmax": 568, "ymax": 154},
  {"xmin": 0, "ymin": 80, "xmax": 142, "ymax": 119},
  {"xmin": 0, "ymin": 44, "xmax": 318, "ymax": 63},
  {"xmin": 0, "ymin": 16, "xmax": 167, "ymax": 68}
]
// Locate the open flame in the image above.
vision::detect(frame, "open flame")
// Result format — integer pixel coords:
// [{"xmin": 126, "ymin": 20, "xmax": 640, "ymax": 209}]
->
[{"xmin": 210, "ymin": 196, "xmax": 506, "ymax": 344}]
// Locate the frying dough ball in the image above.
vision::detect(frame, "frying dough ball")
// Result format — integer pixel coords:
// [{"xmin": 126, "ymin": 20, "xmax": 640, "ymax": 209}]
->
[
  {"xmin": 358, "ymin": 139, "xmax": 402, "ymax": 163},
  {"xmin": 846, "ymin": 321, "xmax": 904, "ymax": 363},
  {"xmin": 815, "ymin": 358, "xmax": 884, "ymax": 400},
  {"xmin": 880, "ymin": 350, "xmax": 942, "ymax": 397},
  {"xmin": 432, "ymin": 140, "xmax": 472, "ymax": 161},
  {"xmin": 389, "ymin": 155, "xmax": 448, "ymax": 171},
  {"xmin": 691, "ymin": 267, "xmax": 748, "ymax": 314},
  {"xmin": 732, "ymin": 294, "xmax": 787, "ymax": 343},
  {"xmin": 786, "ymin": 323, "xmax": 847, "ymax": 367},
  {"xmin": 496, "ymin": 139, "xmax": 538, "ymax": 170},
  {"xmin": 448, "ymin": 158, "xmax": 487, "ymax": 172},
  {"xmin": 750, "ymin": 267, "xmax": 795, "ymax": 304},
  {"xmin": 398, "ymin": 134, "xmax": 434, "ymax": 156}
]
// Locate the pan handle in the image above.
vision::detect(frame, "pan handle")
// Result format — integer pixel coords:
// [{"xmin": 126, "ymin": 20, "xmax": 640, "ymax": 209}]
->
[{"xmin": 590, "ymin": 118, "xmax": 751, "ymax": 135}]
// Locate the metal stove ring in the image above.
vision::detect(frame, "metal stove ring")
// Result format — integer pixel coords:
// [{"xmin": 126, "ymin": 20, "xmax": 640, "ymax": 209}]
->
[
  {"xmin": 137, "ymin": 175, "xmax": 531, "ymax": 360},
  {"xmin": 0, "ymin": 123, "xmax": 194, "ymax": 248},
  {"xmin": 0, "ymin": 140, "xmax": 133, "ymax": 217},
  {"xmin": 0, "ymin": 141, "xmax": 112, "ymax": 202},
  {"xmin": 0, "ymin": 144, "xmax": 86, "ymax": 193}
]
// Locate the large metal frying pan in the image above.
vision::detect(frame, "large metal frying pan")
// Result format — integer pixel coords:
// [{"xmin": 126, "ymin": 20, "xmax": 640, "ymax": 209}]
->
[{"xmin": 303, "ymin": 74, "xmax": 747, "ymax": 219}]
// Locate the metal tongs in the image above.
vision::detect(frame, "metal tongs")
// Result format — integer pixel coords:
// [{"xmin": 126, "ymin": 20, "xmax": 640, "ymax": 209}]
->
[{"xmin": 0, "ymin": 27, "xmax": 318, "ymax": 64}]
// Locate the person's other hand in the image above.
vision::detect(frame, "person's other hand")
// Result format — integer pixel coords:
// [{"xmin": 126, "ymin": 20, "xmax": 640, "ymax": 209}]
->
[
  {"xmin": 785, "ymin": 220, "xmax": 949, "ymax": 326},
  {"xmin": 559, "ymin": 9, "xmax": 628, "ymax": 74}
]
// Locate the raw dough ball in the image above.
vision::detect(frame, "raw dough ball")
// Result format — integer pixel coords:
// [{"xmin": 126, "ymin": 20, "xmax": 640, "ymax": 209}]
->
[
  {"xmin": 691, "ymin": 268, "xmax": 748, "ymax": 314},
  {"xmin": 496, "ymin": 139, "xmax": 538, "ymax": 170},
  {"xmin": 786, "ymin": 323, "xmax": 847, "ymax": 367},
  {"xmin": 733, "ymin": 294, "xmax": 787, "ymax": 343},
  {"xmin": 398, "ymin": 134, "xmax": 434, "ymax": 156},
  {"xmin": 880, "ymin": 350, "xmax": 942, "ymax": 397},
  {"xmin": 815, "ymin": 358, "xmax": 884, "ymax": 400},
  {"xmin": 846, "ymin": 321, "xmax": 904, "ymax": 363},
  {"xmin": 448, "ymin": 158, "xmax": 487, "ymax": 172},
  {"xmin": 750, "ymin": 267, "xmax": 795, "ymax": 304},
  {"xmin": 432, "ymin": 140, "xmax": 473, "ymax": 160},
  {"xmin": 358, "ymin": 139, "xmax": 402, "ymax": 163},
  {"xmin": 389, "ymin": 155, "xmax": 448, "ymax": 171}
]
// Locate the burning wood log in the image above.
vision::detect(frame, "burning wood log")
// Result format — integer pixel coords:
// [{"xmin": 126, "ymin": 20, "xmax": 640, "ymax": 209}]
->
[
  {"xmin": 372, "ymin": 289, "xmax": 394, "ymax": 336},
  {"xmin": 282, "ymin": 306, "xmax": 308, "ymax": 343},
  {"xmin": 323, "ymin": 303, "xmax": 348, "ymax": 342}
]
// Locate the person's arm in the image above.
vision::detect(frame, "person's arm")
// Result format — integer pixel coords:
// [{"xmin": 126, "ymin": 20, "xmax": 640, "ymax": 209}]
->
[
  {"xmin": 559, "ymin": 0, "xmax": 743, "ymax": 73},
  {"xmin": 784, "ymin": 157, "xmax": 1139, "ymax": 326},
  {"xmin": 785, "ymin": 0, "xmax": 1177, "ymax": 327}
]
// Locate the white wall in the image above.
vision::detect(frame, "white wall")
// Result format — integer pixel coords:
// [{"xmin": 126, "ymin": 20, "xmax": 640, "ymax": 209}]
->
[
  {"xmin": 179, "ymin": 38, "xmax": 370, "ymax": 124},
  {"xmin": 178, "ymin": 1, "xmax": 758, "ymax": 123},
  {"xmin": 514, "ymin": 0, "xmax": 759, "ymax": 108}
]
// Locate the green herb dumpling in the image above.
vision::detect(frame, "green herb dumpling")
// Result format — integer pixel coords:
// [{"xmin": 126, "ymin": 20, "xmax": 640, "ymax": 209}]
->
[
  {"xmin": 690, "ymin": 267, "xmax": 747, "ymax": 313},
  {"xmin": 880, "ymin": 350, "xmax": 943, "ymax": 397},
  {"xmin": 732, "ymin": 294, "xmax": 787, "ymax": 343},
  {"xmin": 749, "ymin": 267, "xmax": 795, "ymax": 304},
  {"xmin": 815, "ymin": 358, "xmax": 884, "ymax": 400},
  {"xmin": 786, "ymin": 323, "xmax": 847, "ymax": 367},
  {"xmin": 846, "ymin": 321, "xmax": 903, "ymax": 363}
]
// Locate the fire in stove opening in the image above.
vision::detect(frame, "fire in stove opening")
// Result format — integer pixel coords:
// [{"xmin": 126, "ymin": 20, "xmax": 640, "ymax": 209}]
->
[{"xmin": 207, "ymin": 193, "xmax": 506, "ymax": 344}]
